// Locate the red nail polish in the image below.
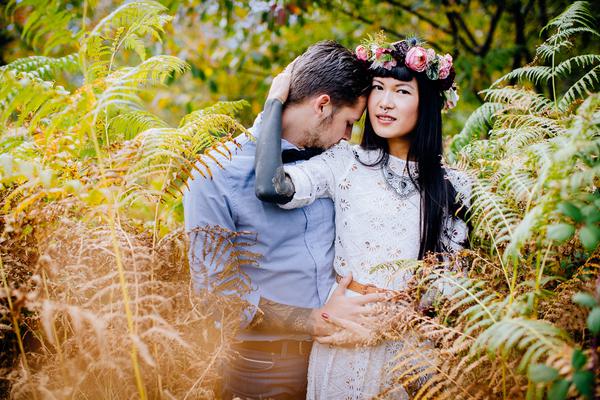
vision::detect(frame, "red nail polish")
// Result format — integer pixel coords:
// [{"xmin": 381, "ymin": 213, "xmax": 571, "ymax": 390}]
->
[{"xmin": 321, "ymin": 312, "xmax": 329, "ymax": 320}]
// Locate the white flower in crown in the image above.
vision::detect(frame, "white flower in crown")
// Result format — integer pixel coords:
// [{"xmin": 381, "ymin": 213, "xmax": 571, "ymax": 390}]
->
[{"xmin": 444, "ymin": 87, "xmax": 460, "ymax": 110}]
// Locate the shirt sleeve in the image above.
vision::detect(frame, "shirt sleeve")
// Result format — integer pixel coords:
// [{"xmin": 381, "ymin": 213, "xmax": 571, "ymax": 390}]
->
[
  {"xmin": 183, "ymin": 152, "xmax": 260, "ymax": 328},
  {"xmin": 280, "ymin": 141, "xmax": 352, "ymax": 209}
]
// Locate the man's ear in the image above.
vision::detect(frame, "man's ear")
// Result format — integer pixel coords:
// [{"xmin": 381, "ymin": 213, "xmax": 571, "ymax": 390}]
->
[{"xmin": 313, "ymin": 94, "xmax": 333, "ymax": 118}]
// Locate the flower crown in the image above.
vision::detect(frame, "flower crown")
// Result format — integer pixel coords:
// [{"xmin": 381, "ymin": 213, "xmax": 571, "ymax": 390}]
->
[{"xmin": 355, "ymin": 33, "xmax": 459, "ymax": 110}]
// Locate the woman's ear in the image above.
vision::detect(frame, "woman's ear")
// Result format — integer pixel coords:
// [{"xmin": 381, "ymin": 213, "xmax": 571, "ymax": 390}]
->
[{"xmin": 313, "ymin": 94, "xmax": 333, "ymax": 118}]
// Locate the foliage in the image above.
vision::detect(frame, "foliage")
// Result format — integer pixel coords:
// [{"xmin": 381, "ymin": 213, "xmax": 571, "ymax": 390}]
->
[
  {"xmin": 0, "ymin": 1, "xmax": 598, "ymax": 399},
  {"xmin": 0, "ymin": 1, "xmax": 252, "ymax": 398},
  {"xmin": 376, "ymin": 2, "xmax": 600, "ymax": 398},
  {"xmin": 4, "ymin": 0, "xmax": 597, "ymax": 135}
]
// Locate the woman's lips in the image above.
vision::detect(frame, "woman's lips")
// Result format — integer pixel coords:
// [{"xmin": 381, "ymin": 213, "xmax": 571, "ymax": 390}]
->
[{"xmin": 376, "ymin": 114, "xmax": 396, "ymax": 125}]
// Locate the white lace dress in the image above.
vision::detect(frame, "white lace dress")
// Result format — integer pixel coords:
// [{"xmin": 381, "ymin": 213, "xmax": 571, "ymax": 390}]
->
[{"xmin": 281, "ymin": 142, "xmax": 471, "ymax": 399}]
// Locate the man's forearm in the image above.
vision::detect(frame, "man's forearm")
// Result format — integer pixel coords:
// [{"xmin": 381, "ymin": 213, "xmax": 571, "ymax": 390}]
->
[{"xmin": 248, "ymin": 297, "xmax": 318, "ymax": 335}]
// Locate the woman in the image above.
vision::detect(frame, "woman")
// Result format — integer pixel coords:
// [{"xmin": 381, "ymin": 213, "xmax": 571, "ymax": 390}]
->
[{"xmin": 256, "ymin": 35, "xmax": 470, "ymax": 399}]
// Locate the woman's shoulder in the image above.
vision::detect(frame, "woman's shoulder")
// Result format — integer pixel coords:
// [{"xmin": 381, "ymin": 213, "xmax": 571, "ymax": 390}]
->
[
  {"xmin": 318, "ymin": 140, "xmax": 358, "ymax": 163},
  {"xmin": 348, "ymin": 143, "xmax": 384, "ymax": 165}
]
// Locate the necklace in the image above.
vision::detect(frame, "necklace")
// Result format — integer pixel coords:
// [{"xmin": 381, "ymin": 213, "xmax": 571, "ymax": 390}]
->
[{"xmin": 382, "ymin": 160, "xmax": 418, "ymax": 199}]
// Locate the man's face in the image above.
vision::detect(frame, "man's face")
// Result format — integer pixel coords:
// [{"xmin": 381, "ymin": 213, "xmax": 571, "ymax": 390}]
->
[{"xmin": 304, "ymin": 96, "xmax": 367, "ymax": 149}]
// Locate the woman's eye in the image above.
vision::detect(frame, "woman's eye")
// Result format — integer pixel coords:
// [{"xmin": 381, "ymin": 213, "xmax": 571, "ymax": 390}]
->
[
  {"xmin": 372, "ymin": 84, "xmax": 383, "ymax": 90},
  {"xmin": 397, "ymin": 89, "xmax": 410, "ymax": 94}
]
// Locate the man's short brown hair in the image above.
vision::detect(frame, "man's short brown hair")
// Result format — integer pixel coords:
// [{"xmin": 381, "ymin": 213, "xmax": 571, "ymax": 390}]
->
[{"xmin": 287, "ymin": 41, "xmax": 371, "ymax": 107}]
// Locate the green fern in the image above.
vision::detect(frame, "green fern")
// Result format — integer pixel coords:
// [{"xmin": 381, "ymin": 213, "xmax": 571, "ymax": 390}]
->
[
  {"xmin": 2, "ymin": 0, "xmax": 80, "ymax": 54},
  {"xmin": 81, "ymin": 1, "xmax": 172, "ymax": 82}
]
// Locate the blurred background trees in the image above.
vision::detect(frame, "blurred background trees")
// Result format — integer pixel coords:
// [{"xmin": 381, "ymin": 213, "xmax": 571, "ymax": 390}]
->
[{"xmin": 2, "ymin": 0, "xmax": 598, "ymax": 133}]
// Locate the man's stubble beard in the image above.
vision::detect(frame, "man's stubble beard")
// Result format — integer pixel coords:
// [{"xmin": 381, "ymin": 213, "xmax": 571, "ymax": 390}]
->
[{"xmin": 302, "ymin": 113, "xmax": 334, "ymax": 150}]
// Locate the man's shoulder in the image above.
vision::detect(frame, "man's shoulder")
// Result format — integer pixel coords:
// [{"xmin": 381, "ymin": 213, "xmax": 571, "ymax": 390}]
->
[{"xmin": 193, "ymin": 134, "xmax": 255, "ymax": 180}]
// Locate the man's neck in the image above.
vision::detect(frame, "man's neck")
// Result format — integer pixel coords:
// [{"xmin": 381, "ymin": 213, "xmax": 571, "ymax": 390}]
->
[{"xmin": 281, "ymin": 103, "xmax": 308, "ymax": 148}]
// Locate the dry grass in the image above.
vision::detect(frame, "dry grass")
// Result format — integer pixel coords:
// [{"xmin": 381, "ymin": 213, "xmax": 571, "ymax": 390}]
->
[{"xmin": 0, "ymin": 199, "xmax": 246, "ymax": 399}]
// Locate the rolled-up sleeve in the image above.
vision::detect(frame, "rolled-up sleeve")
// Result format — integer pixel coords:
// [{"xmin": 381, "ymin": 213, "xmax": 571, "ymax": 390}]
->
[{"xmin": 183, "ymin": 162, "xmax": 260, "ymax": 328}]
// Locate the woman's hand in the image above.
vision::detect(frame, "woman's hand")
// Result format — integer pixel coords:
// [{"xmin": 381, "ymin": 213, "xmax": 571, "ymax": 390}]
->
[
  {"xmin": 267, "ymin": 57, "xmax": 298, "ymax": 104},
  {"xmin": 314, "ymin": 314, "xmax": 384, "ymax": 348}
]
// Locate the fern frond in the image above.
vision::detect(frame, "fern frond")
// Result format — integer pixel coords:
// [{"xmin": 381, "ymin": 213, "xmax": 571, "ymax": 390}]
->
[
  {"xmin": 481, "ymin": 88, "xmax": 553, "ymax": 113},
  {"xmin": 473, "ymin": 317, "xmax": 570, "ymax": 371},
  {"xmin": 0, "ymin": 70, "xmax": 70, "ymax": 133},
  {"xmin": 492, "ymin": 66, "xmax": 553, "ymax": 87},
  {"xmin": 4, "ymin": 0, "xmax": 78, "ymax": 54},
  {"xmin": 115, "ymin": 101, "xmax": 249, "ymax": 206},
  {"xmin": 179, "ymin": 99, "xmax": 250, "ymax": 126},
  {"xmin": 109, "ymin": 111, "xmax": 169, "ymax": 141},
  {"xmin": 468, "ymin": 178, "xmax": 521, "ymax": 245},
  {"xmin": 558, "ymin": 64, "xmax": 600, "ymax": 110},
  {"xmin": 94, "ymin": 56, "xmax": 189, "ymax": 122},
  {"xmin": 498, "ymin": 170, "xmax": 536, "ymax": 204},
  {"xmin": 541, "ymin": 1, "xmax": 597, "ymax": 36},
  {"xmin": 82, "ymin": 1, "xmax": 172, "ymax": 81},
  {"xmin": 554, "ymin": 54, "xmax": 600, "ymax": 77},
  {"xmin": 499, "ymin": 114, "xmax": 567, "ymax": 137},
  {"xmin": 449, "ymin": 103, "xmax": 503, "ymax": 158},
  {"xmin": 0, "ymin": 53, "xmax": 80, "ymax": 80},
  {"xmin": 537, "ymin": 0, "xmax": 599, "ymax": 61}
]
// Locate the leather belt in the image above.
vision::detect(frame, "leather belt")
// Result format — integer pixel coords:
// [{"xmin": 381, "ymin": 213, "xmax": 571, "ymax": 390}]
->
[
  {"xmin": 234, "ymin": 340, "xmax": 313, "ymax": 356},
  {"xmin": 335, "ymin": 273, "xmax": 395, "ymax": 296}
]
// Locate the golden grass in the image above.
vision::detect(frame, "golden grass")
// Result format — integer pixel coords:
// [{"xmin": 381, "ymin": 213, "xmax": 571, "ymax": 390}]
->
[{"xmin": 1, "ymin": 200, "xmax": 246, "ymax": 399}]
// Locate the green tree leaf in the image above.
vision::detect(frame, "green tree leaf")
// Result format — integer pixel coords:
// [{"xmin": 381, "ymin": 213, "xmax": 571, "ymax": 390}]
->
[
  {"xmin": 558, "ymin": 202, "xmax": 583, "ymax": 222},
  {"xmin": 548, "ymin": 379, "xmax": 570, "ymax": 400},
  {"xmin": 586, "ymin": 307, "xmax": 600, "ymax": 335},
  {"xmin": 582, "ymin": 205, "xmax": 600, "ymax": 224},
  {"xmin": 547, "ymin": 223, "xmax": 575, "ymax": 242},
  {"xmin": 573, "ymin": 370, "xmax": 594, "ymax": 399},
  {"xmin": 571, "ymin": 349, "xmax": 587, "ymax": 370},
  {"xmin": 573, "ymin": 292, "xmax": 597, "ymax": 308},
  {"xmin": 579, "ymin": 225, "xmax": 600, "ymax": 251},
  {"xmin": 528, "ymin": 363, "xmax": 558, "ymax": 383}
]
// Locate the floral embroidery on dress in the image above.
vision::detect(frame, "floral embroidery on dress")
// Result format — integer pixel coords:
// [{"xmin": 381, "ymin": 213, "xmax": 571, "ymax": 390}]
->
[
  {"xmin": 340, "ymin": 198, "xmax": 351, "ymax": 211},
  {"xmin": 339, "ymin": 178, "xmax": 352, "ymax": 190}
]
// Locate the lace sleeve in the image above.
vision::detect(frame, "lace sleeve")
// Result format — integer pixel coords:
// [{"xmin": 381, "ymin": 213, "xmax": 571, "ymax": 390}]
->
[
  {"xmin": 441, "ymin": 169, "xmax": 472, "ymax": 253},
  {"xmin": 279, "ymin": 141, "xmax": 352, "ymax": 209}
]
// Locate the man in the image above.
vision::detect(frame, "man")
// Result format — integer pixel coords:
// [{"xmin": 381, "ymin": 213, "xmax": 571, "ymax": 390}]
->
[{"xmin": 183, "ymin": 41, "xmax": 385, "ymax": 399}]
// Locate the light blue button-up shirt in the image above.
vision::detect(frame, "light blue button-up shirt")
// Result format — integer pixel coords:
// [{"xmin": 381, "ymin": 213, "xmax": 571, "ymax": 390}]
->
[{"xmin": 183, "ymin": 127, "xmax": 335, "ymax": 341}]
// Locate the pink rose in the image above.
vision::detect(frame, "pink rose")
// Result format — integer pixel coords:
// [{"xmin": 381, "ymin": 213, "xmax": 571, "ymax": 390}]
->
[
  {"xmin": 355, "ymin": 45, "xmax": 369, "ymax": 61},
  {"xmin": 438, "ymin": 54, "xmax": 453, "ymax": 79},
  {"xmin": 375, "ymin": 46, "xmax": 386, "ymax": 59},
  {"xmin": 405, "ymin": 46, "xmax": 428, "ymax": 72}
]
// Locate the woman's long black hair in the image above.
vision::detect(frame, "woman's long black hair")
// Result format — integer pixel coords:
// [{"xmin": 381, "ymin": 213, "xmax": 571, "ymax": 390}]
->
[{"xmin": 360, "ymin": 64, "xmax": 463, "ymax": 259}]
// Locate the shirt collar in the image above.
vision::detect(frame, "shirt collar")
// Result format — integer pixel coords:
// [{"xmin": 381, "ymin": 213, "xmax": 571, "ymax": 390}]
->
[{"xmin": 250, "ymin": 112, "xmax": 299, "ymax": 151}]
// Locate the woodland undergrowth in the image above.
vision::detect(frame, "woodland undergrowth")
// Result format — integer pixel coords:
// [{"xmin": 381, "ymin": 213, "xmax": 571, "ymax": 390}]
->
[{"xmin": 0, "ymin": 1, "xmax": 598, "ymax": 399}]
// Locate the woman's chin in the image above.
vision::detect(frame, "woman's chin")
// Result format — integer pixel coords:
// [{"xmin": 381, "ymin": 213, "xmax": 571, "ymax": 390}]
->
[{"xmin": 373, "ymin": 128, "xmax": 406, "ymax": 140}]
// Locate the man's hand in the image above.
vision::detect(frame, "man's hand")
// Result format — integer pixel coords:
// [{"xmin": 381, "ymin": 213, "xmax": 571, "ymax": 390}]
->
[
  {"xmin": 267, "ymin": 57, "xmax": 298, "ymax": 104},
  {"xmin": 309, "ymin": 272, "xmax": 389, "ymax": 337},
  {"xmin": 247, "ymin": 273, "xmax": 390, "ymax": 337},
  {"xmin": 314, "ymin": 314, "xmax": 383, "ymax": 347}
]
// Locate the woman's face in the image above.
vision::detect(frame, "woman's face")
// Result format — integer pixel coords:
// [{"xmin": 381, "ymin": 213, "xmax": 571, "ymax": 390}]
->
[{"xmin": 367, "ymin": 76, "xmax": 419, "ymax": 140}]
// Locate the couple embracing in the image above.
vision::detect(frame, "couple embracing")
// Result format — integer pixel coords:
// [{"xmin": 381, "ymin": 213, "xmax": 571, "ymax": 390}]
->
[{"xmin": 184, "ymin": 36, "xmax": 470, "ymax": 400}]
